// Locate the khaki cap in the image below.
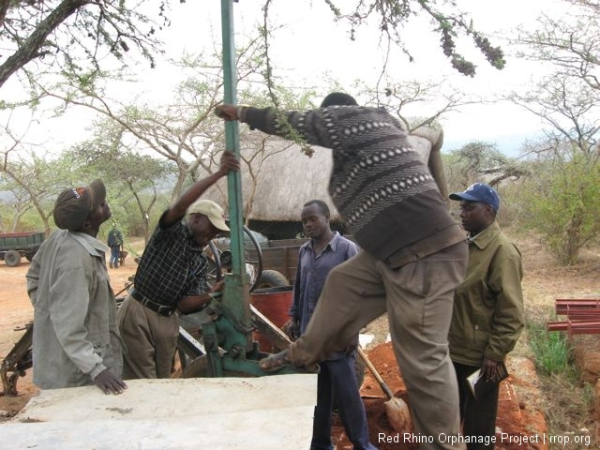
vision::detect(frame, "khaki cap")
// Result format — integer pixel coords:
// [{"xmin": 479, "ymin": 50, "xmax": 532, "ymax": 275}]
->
[{"xmin": 187, "ymin": 199, "xmax": 230, "ymax": 232}]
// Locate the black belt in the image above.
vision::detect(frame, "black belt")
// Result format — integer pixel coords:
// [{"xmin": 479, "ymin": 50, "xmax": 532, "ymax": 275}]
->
[{"xmin": 131, "ymin": 289, "xmax": 176, "ymax": 317}]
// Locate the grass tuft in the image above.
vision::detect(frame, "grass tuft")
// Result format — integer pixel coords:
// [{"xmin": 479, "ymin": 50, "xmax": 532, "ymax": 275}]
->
[{"xmin": 527, "ymin": 319, "xmax": 577, "ymax": 379}]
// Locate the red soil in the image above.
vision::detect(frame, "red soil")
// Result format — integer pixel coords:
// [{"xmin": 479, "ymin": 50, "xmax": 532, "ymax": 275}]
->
[{"xmin": 332, "ymin": 342, "xmax": 547, "ymax": 450}]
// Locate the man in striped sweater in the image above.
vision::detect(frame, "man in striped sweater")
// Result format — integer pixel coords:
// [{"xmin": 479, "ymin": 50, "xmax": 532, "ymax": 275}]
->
[{"xmin": 215, "ymin": 93, "xmax": 468, "ymax": 450}]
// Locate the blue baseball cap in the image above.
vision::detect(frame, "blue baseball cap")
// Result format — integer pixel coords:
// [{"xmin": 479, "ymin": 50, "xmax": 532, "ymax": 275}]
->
[{"xmin": 449, "ymin": 183, "xmax": 500, "ymax": 212}]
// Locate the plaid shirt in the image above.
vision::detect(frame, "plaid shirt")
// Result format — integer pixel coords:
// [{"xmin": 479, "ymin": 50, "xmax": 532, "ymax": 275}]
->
[{"xmin": 134, "ymin": 211, "xmax": 210, "ymax": 308}]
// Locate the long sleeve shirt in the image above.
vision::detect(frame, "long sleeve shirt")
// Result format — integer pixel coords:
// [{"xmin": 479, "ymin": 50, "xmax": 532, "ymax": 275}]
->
[
  {"xmin": 448, "ymin": 221, "xmax": 525, "ymax": 366},
  {"xmin": 244, "ymin": 105, "xmax": 465, "ymax": 267},
  {"xmin": 26, "ymin": 230, "xmax": 123, "ymax": 389}
]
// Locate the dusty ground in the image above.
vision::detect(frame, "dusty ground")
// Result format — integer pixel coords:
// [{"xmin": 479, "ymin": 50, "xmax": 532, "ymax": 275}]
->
[
  {"xmin": 0, "ymin": 253, "xmax": 136, "ymax": 417},
  {"xmin": 1, "ymin": 231, "xmax": 600, "ymax": 449}
]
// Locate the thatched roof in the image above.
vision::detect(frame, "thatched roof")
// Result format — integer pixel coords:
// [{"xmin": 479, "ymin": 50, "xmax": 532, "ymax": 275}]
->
[{"xmin": 201, "ymin": 123, "xmax": 443, "ymax": 222}]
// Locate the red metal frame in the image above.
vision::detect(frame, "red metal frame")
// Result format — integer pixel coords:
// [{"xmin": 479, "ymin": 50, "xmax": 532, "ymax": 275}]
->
[{"xmin": 547, "ymin": 298, "xmax": 600, "ymax": 335}]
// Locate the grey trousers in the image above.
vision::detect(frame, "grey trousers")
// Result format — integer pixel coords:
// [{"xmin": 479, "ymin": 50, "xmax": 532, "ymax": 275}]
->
[
  {"xmin": 117, "ymin": 295, "xmax": 179, "ymax": 379},
  {"xmin": 288, "ymin": 243, "xmax": 468, "ymax": 450}
]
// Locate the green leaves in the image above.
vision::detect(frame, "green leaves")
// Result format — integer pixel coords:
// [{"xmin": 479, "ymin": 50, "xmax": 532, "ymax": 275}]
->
[{"xmin": 321, "ymin": 0, "xmax": 505, "ymax": 76}]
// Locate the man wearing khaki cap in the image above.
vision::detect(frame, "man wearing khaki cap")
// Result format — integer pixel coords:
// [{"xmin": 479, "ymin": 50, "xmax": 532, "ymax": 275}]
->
[
  {"xmin": 117, "ymin": 150, "xmax": 239, "ymax": 379},
  {"xmin": 26, "ymin": 179, "xmax": 127, "ymax": 395}
]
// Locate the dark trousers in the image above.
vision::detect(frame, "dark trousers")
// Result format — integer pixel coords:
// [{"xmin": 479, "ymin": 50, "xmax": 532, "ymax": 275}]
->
[
  {"xmin": 454, "ymin": 362, "xmax": 499, "ymax": 450},
  {"xmin": 110, "ymin": 246, "xmax": 121, "ymax": 267},
  {"xmin": 310, "ymin": 353, "xmax": 377, "ymax": 450}
]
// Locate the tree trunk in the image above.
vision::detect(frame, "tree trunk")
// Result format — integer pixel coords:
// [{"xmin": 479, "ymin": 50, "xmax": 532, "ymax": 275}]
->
[{"xmin": 0, "ymin": 0, "xmax": 91, "ymax": 88}]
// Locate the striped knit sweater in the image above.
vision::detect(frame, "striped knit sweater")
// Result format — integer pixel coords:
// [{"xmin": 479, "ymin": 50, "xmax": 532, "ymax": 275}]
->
[{"xmin": 243, "ymin": 105, "xmax": 465, "ymax": 266}]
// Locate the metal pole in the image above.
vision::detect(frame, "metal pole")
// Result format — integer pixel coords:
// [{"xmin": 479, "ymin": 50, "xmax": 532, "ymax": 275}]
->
[
  {"xmin": 219, "ymin": 0, "xmax": 252, "ymax": 349},
  {"xmin": 221, "ymin": 0, "xmax": 245, "ymax": 277}
]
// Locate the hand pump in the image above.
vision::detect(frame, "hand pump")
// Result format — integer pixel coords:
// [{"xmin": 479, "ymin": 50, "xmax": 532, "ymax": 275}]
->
[
  {"xmin": 201, "ymin": 0, "xmax": 253, "ymax": 376},
  {"xmin": 200, "ymin": 0, "xmax": 302, "ymax": 377}
]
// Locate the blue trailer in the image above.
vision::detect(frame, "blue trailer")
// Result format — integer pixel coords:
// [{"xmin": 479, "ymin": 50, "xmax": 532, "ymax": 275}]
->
[{"xmin": 0, "ymin": 231, "xmax": 45, "ymax": 267}]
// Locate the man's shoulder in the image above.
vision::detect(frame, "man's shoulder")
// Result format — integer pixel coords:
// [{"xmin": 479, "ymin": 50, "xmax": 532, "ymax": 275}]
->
[
  {"xmin": 338, "ymin": 236, "xmax": 357, "ymax": 248},
  {"xmin": 496, "ymin": 232, "xmax": 521, "ymax": 255},
  {"xmin": 335, "ymin": 233, "xmax": 356, "ymax": 245},
  {"xmin": 482, "ymin": 227, "xmax": 521, "ymax": 259},
  {"xmin": 333, "ymin": 234, "xmax": 359, "ymax": 254},
  {"xmin": 299, "ymin": 239, "xmax": 312, "ymax": 252}
]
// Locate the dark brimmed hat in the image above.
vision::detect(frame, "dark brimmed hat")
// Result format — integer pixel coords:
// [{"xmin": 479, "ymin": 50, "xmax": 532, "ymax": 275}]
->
[
  {"xmin": 53, "ymin": 179, "xmax": 106, "ymax": 231},
  {"xmin": 449, "ymin": 183, "xmax": 500, "ymax": 212}
]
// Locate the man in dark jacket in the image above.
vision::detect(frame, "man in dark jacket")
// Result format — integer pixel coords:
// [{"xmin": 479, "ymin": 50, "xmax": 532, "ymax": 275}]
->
[
  {"xmin": 215, "ymin": 93, "xmax": 468, "ymax": 450},
  {"xmin": 107, "ymin": 223, "xmax": 124, "ymax": 268},
  {"xmin": 449, "ymin": 183, "xmax": 524, "ymax": 449}
]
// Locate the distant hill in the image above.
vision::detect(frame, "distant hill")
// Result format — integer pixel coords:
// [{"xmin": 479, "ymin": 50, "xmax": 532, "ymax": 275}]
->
[{"xmin": 444, "ymin": 132, "xmax": 545, "ymax": 157}]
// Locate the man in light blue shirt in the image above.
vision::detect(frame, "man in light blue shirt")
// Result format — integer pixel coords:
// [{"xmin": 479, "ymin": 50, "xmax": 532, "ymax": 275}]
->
[{"xmin": 287, "ymin": 199, "xmax": 376, "ymax": 450}]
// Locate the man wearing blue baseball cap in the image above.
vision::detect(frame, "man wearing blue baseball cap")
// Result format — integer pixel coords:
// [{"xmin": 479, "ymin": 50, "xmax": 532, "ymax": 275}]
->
[{"xmin": 448, "ymin": 183, "xmax": 524, "ymax": 449}]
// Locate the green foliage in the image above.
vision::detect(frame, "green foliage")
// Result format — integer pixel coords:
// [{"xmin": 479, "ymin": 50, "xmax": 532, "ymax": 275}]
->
[
  {"xmin": 508, "ymin": 1, "xmax": 600, "ymax": 265},
  {"xmin": 527, "ymin": 319, "xmax": 577, "ymax": 379},
  {"xmin": 443, "ymin": 141, "xmax": 526, "ymax": 192},
  {"xmin": 521, "ymin": 151, "xmax": 600, "ymax": 265},
  {"xmin": 0, "ymin": 0, "xmax": 164, "ymax": 90}
]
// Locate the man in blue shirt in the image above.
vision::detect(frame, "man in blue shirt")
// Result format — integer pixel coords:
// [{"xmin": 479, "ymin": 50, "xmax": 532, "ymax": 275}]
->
[{"xmin": 287, "ymin": 199, "xmax": 376, "ymax": 450}]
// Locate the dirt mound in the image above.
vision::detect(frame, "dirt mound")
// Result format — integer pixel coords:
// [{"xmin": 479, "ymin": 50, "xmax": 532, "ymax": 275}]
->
[{"xmin": 333, "ymin": 342, "xmax": 547, "ymax": 450}]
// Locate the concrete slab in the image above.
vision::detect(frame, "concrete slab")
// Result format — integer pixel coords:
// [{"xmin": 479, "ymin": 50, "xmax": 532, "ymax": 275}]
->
[{"xmin": 0, "ymin": 375, "xmax": 317, "ymax": 449}]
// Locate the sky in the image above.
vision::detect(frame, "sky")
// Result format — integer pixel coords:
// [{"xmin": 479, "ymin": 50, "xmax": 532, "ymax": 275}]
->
[{"xmin": 2, "ymin": 0, "xmax": 569, "ymax": 156}]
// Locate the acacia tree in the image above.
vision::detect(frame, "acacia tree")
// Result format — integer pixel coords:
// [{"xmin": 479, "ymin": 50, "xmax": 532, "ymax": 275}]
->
[
  {"xmin": 510, "ymin": 1, "xmax": 600, "ymax": 264},
  {"xmin": 28, "ymin": 37, "xmax": 323, "ymax": 221},
  {"xmin": 0, "ymin": 176, "xmax": 34, "ymax": 232},
  {"xmin": 355, "ymin": 78, "xmax": 478, "ymax": 132},
  {"xmin": 444, "ymin": 141, "xmax": 527, "ymax": 192},
  {"xmin": 513, "ymin": 0, "xmax": 600, "ymax": 91},
  {"xmin": 0, "ymin": 147, "xmax": 83, "ymax": 235},
  {"xmin": 260, "ymin": 0, "xmax": 505, "ymax": 80},
  {"xmin": 521, "ymin": 139, "xmax": 600, "ymax": 265},
  {"xmin": 0, "ymin": 0, "xmax": 164, "ymax": 91},
  {"xmin": 69, "ymin": 119, "xmax": 173, "ymax": 243},
  {"xmin": 0, "ymin": 0, "xmax": 507, "ymax": 96}
]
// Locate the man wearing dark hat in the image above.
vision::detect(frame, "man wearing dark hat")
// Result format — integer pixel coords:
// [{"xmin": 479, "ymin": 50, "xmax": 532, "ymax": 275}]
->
[
  {"xmin": 448, "ymin": 183, "xmax": 524, "ymax": 449},
  {"xmin": 214, "ymin": 93, "xmax": 468, "ymax": 450},
  {"xmin": 117, "ymin": 150, "xmax": 239, "ymax": 379},
  {"xmin": 26, "ymin": 179, "xmax": 127, "ymax": 395}
]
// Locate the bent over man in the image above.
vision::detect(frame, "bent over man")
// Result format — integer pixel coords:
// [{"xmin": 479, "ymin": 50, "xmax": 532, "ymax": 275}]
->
[
  {"xmin": 27, "ymin": 179, "xmax": 126, "ymax": 395},
  {"xmin": 215, "ymin": 93, "xmax": 468, "ymax": 450},
  {"xmin": 117, "ymin": 151, "xmax": 239, "ymax": 379}
]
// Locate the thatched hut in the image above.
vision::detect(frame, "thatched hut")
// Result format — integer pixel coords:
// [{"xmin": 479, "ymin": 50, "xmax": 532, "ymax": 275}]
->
[{"xmin": 200, "ymin": 123, "xmax": 445, "ymax": 239}]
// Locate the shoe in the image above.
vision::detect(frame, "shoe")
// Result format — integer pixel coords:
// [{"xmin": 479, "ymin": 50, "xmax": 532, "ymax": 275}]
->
[{"xmin": 109, "ymin": 263, "xmax": 113, "ymax": 268}]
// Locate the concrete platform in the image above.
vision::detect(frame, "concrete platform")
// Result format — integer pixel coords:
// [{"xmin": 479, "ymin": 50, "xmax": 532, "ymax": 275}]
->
[{"xmin": 0, "ymin": 375, "xmax": 317, "ymax": 449}]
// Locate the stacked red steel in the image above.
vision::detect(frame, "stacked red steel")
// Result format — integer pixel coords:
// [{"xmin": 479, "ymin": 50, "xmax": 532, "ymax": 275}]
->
[{"xmin": 547, "ymin": 298, "xmax": 600, "ymax": 335}]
